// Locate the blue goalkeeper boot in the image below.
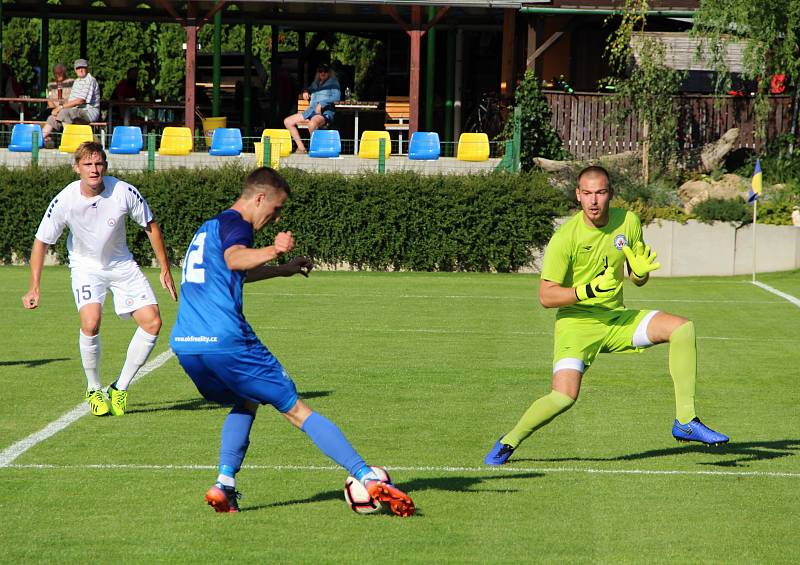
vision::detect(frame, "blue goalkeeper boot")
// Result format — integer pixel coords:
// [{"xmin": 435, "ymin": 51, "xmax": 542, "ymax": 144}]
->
[
  {"xmin": 484, "ymin": 437, "xmax": 515, "ymax": 465},
  {"xmin": 672, "ymin": 417, "xmax": 729, "ymax": 445}
]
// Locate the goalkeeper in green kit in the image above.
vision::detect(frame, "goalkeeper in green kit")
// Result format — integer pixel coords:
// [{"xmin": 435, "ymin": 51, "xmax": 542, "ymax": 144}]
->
[{"xmin": 484, "ymin": 166, "xmax": 728, "ymax": 465}]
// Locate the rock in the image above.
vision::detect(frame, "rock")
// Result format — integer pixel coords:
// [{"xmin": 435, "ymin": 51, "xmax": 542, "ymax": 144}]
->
[
  {"xmin": 597, "ymin": 150, "xmax": 641, "ymax": 166},
  {"xmin": 677, "ymin": 173, "xmax": 748, "ymax": 213},
  {"xmin": 532, "ymin": 157, "xmax": 571, "ymax": 172},
  {"xmin": 700, "ymin": 128, "xmax": 739, "ymax": 173}
]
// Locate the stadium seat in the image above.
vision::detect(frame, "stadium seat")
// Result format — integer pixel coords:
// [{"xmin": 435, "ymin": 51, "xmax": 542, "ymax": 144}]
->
[
  {"xmin": 158, "ymin": 126, "xmax": 193, "ymax": 156},
  {"xmin": 260, "ymin": 128, "xmax": 292, "ymax": 157},
  {"xmin": 358, "ymin": 130, "xmax": 391, "ymax": 159},
  {"xmin": 407, "ymin": 132, "xmax": 440, "ymax": 161},
  {"xmin": 456, "ymin": 133, "xmax": 490, "ymax": 162},
  {"xmin": 108, "ymin": 126, "xmax": 143, "ymax": 155},
  {"xmin": 309, "ymin": 130, "xmax": 341, "ymax": 158},
  {"xmin": 59, "ymin": 124, "xmax": 94, "ymax": 153},
  {"xmin": 209, "ymin": 128, "xmax": 243, "ymax": 156},
  {"xmin": 8, "ymin": 123, "xmax": 44, "ymax": 152}
]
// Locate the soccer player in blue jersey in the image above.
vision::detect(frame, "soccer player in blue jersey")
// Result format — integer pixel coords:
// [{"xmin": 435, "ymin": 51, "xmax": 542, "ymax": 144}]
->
[{"xmin": 170, "ymin": 167, "xmax": 414, "ymax": 516}]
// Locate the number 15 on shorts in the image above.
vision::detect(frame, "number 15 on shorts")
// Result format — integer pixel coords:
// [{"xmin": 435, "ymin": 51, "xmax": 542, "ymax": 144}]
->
[{"xmin": 75, "ymin": 284, "xmax": 92, "ymax": 303}]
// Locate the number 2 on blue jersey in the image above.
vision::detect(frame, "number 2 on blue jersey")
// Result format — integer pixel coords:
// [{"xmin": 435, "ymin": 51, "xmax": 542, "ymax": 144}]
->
[{"xmin": 182, "ymin": 232, "xmax": 207, "ymax": 284}]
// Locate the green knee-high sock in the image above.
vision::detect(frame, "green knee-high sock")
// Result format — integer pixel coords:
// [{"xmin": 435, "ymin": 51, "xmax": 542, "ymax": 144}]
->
[
  {"xmin": 501, "ymin": 390, "xmax": 575, "ymax": 448},
  {"xmin": 669, "ymin": 321, "xmax": 697, "ymax": 424}
]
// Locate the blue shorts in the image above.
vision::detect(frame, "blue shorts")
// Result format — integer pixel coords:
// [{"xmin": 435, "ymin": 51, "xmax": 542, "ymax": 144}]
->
[{"xmin": 176, "ymin": 342, "xmax": 298, "ymax": 413}]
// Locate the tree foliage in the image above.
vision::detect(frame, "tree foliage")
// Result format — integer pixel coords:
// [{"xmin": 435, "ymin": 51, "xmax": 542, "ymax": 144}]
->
[
  {"xmin": 1, "ymin": 14, "xmax": 380, "ymax": 109},
  {"xmin": 691, "ymin": 0, "xmax": 800, "ymax": 138},
  {"xmin": 501, "ymin": 70, "xmax": 568, "ymax": 171},
  {"xmin": 604, "ymin": 0, "xmax": 682, "ymax": 178}
]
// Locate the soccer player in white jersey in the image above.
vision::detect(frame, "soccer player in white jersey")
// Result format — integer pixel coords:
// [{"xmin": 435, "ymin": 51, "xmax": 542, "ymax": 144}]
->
[{"xmin": 22, "ymin": 141, "xmax": 177, "ymax": 416}]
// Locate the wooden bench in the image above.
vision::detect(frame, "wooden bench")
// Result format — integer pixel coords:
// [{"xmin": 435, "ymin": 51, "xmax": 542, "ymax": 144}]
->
[
  {"xmin": 295, "ymin": 97, "xmax": 337, "ymax": 130},
  {"xmin": 384, "ymin": 96, "xmax": 410, "ymax": 153}
]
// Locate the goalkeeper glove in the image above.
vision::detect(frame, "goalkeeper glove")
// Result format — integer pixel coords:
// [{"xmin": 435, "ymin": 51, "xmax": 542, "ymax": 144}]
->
[
  {"xmin": 575, "ymin": 266, "xmax": 620, "ymax": 301},
  {"xmin": 622, "ymin": 241, "xmax": 661, "ymax": 280}
]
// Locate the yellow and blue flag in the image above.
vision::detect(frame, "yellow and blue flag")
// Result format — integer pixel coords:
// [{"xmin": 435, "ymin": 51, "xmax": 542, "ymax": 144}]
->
[{"xmin": 747, "ymin": 159, "xmax": 762, "ymax": 203}]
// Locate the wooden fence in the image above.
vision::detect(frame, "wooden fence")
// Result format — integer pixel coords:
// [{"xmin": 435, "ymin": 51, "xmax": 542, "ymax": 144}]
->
[{"xmin": 543, "ymin": 91, "xmax": 794, "ymax": 160}]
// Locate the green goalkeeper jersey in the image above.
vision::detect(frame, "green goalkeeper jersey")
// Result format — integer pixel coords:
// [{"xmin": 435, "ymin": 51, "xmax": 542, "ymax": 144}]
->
[{"xmin": 541, "ymin": 208, "xmax": 644, "ymax": 318}]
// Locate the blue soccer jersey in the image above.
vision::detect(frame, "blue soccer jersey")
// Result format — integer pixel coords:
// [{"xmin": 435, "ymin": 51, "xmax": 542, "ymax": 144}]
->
[{"xmin": 170, "ymin": 209, "xmax": 259, "ymax": 354}]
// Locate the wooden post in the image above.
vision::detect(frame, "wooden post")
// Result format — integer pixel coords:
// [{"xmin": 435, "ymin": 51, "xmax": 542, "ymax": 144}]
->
[
  {"xmin": 184, "ymin": 3, "xmax": 198, "ymax": 134},
  {"xmin": 409, "ymin": 6, "xmax": 421, "ymax": 136},
  {"xmin": 642, "ymin": 119, "xmax": 649, "ymax": 187},
  {"xmin": 501, "ymin": 9, "xmax": 515, "ymax": 101}
]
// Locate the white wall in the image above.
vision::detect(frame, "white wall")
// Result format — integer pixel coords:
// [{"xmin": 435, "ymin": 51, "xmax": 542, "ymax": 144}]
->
[{"xmin": 643, "ymin": 219, "xmax": 800, "ymax": 276}]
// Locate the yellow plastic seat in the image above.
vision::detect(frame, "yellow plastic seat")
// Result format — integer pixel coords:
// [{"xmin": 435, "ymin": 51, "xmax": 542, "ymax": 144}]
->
[
  {"xmin": 457, "ymin": 132, "xmax": 490, "ymax": 162},
  {"xmin": 59, "ymin": 124, "xmax": 94, "ymax": 153},
  {"xmin": 358, "ymin": 130, "xmax": 391, "ymax": 159},
  {"xmin": 158, "ymin": 126, "xmax": 193, "ymax": 156},
  {"xmin": 260, "ymin": 129, "xmax": 292, "ymax": 157}
]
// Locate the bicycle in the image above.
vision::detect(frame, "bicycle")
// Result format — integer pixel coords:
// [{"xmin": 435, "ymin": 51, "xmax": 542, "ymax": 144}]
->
[{"xmin": 463, "ymin": 92, "xmax": 504, "ymax": 139}]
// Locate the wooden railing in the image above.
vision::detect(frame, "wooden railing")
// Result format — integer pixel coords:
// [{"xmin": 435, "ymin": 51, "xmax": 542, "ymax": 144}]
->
[{"xmin": 543, "ymin": 91, "xmax": 794, "ymax": 159}]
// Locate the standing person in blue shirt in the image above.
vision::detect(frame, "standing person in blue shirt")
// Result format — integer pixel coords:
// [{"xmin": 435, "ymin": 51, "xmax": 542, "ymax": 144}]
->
[
  {"xmin": 170, "ymin": 167, "xmax": 415, "ymax": 516},
  {"xmin": 283, "ymin": 63, "xmax": 340, "ymax": 154}
]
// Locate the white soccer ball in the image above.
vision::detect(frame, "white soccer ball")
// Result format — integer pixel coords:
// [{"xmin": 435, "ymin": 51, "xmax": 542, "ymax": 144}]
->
[{"xmin": 343, "ymin": 466, "xmax": 391, "ymax": 515}]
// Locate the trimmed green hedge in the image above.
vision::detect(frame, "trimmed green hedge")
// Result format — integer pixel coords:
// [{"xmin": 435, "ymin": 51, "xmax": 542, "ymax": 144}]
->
[{"xmin": 1, "ymin": 166, "xmax": 566, "ymax": 272}]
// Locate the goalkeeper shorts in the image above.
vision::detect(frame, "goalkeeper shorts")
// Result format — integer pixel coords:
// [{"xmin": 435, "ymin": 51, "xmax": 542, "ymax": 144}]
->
[{"xmin": 552, "ymin": 308, "xmax": 658, "ymax": 373}]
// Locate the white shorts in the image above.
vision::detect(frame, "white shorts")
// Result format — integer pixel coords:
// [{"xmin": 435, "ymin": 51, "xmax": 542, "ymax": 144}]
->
[{"xmin": 70, "ymin": 261, "xmax": 158, "ymax": 318}]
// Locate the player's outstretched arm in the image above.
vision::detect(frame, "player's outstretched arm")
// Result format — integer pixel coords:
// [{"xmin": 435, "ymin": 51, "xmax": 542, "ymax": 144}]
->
[
  {"xmin": 145, "ymin": 220, "xmax": 177, "ymax": 301},
  {"xmin": 22, "ymin": 239, "xmax": 49, "ymax": 309},
  {"xmin": 225, "ymin": 231, "xmax": 295, "ymax": 272},
  {"xmin": 245, "ymin": 257, "xmax": 314, "ymax": 283},
  {"xmin": 623, "ymin": 242, "xmax": 660, "ymax": 287}
]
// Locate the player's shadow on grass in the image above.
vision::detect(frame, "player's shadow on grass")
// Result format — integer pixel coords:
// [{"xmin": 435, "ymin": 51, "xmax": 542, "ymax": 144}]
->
[
  {"xmin": 126, "ymin": 390, "xmax": 333, "ymax": 414},
  {"xmin": 240, "ymin": 472, "xmax": 544, "ymax": 514},
  {"xmin": 0, "ymin": 357, "xmax": 70, "ymax": 368},
  {"xmin": 519, "ymin": 439, "xmax": 800, "ymax": 468}
]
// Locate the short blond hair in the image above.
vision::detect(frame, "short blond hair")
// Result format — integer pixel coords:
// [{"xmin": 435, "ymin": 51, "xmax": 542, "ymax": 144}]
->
[{"xmin": 73, "ymin": 141, "xmax": 107, "ymax": 165}]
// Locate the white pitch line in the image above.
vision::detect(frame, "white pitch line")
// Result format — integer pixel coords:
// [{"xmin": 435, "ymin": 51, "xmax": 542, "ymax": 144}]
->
[
  {"xmin": 752, "ymin": 280, "xmax": 800, "ymax": 309},
  {"xmin": 253, "ymin": 324, "xmax": 798, "ymax": 343},
  {"xmin": 249, "ymin": 291, "xmax": 781, "ymax": 304},
  {"xmin": 5, "ymin": 462, "xmax": 800, "ymax": 479},
  {"xmin": 0, "ymin": 349, "xmax": 174, "ymax": 468}
]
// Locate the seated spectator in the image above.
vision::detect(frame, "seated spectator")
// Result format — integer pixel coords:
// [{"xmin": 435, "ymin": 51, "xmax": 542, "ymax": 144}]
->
[
  {"xmin": 47, "ymin": 63, "xmax": 74, "ymax": 108},
  {"xmin": 0, "ymin": 63, "xmax": 23, "ymax": 119},
  {"xmin": 112, "ymin": 68, "xmax": 140, "ymax": 101},
  {"xmin": 42, "ymin": 59, "xmax": 101, "ymax": 148},
  {"xmin": 38, "ymin": 63, "xmax": 74, "ymax": 120},
  {"xmin": 283, "ymin": 63, "xmax": 340, "ymax": 153}
]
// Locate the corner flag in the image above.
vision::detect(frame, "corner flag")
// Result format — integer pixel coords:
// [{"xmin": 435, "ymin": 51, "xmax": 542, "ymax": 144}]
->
[{"xmin": 748, "ymin": 159, "xmax": 762, "ymax": 203}]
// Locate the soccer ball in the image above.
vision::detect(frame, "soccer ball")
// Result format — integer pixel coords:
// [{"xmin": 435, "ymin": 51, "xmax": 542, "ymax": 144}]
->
[{"xmin": 343, "ymin": 466, "xmax": 391, "ymax": 515}]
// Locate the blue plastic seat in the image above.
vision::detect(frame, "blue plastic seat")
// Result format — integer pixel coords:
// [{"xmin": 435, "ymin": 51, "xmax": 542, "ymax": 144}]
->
[
  {"xmin": 309, "ymin": 129, "xmax": 341, "ymax": 158},
  {"xmin": 408, "ymin": 132, "xmax": 440, "ymax": 160},
  {"xmin": 8, "ymin": 123, "xmax": 44, "ymax": 152},
  {"xmin": 108, "ymin": 126, "xmax": 143, "ymax": 154},
  {"xmin": 209, "ymin": 128, "xmax": 243, "ymax": 156}
]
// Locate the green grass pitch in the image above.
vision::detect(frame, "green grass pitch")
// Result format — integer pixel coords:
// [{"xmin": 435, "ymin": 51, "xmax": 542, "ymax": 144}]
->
[{"xmin": 1, "ymin": 266, "xmax": 799, "ymax": 563}]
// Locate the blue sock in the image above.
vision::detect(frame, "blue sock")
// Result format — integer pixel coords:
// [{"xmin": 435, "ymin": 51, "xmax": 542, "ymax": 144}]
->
[
  {"xmin": 219, "ymin": 405, "xmax": 256, "ymax": 475},
  {"xmin": 301, "ymin": 411, "xmax": 366, "ymax": 477}
]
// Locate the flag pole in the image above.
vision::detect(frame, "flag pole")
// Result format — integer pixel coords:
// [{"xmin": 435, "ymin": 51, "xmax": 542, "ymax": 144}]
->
[
  {"xmin": 751, "ymin": 198, "xmax": 758, "ymax": 282},
  {"xmin": 749, "ymin": 158, "xmax": 762, "ymax": 283}
]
